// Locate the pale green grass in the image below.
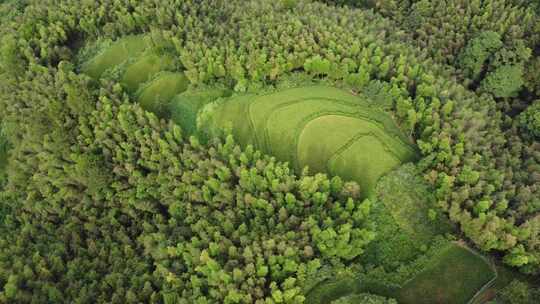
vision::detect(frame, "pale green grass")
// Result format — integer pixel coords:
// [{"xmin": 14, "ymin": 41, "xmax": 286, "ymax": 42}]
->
[
  {"xmin": 121, "ymin": 53, "xmax": 175, "ymax": 92},
  {"xmin": 264, "ymin": 98, "xmax": 359, "ymax": 166},
  {"xmin": 296, "ymin": 113, "xmax": 360, "ymax": 174},
  {"xmin": 137, "ymin": 72, "xmax": 189, "ymax": 117},
  {"xmin": 168, "ymin": 88, "xmax": 230, "ymax": 136},
  {"xmin": 297, "ymin": 115, "xmax": 414, "ymax": 196},
  {"xmin": 208, "ymin": 94, "xmax": 258, "ymax": 144},
  {"xmin": 248, "ymin": 86, "xmax": 362, "ymax": 150},
  {"xmin": 205, "ymin": 85, "xmax": 417, "ymax": 195},
  {"xmin": 82, "ymin": 35, "xmax": 150, "ymax": 79},
  {"xmin": 328, "ymin": 133, "xmax": 402, "ymax": 197}
]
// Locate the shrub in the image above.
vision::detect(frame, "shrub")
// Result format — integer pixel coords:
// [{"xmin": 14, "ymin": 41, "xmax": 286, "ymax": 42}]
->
[
  {"xmin": 518, "ymin": 101, "xmax": 540, "ymax": 138},
  {"xmin": 458, "ymin": 31, "xmax": 503, "ymax": 80}
]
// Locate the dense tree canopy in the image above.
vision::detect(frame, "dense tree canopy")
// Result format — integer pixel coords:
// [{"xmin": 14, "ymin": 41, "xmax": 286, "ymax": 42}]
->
[{"xmin": 0, "ymin": 0, "xmax": 539, "ymax": 303}]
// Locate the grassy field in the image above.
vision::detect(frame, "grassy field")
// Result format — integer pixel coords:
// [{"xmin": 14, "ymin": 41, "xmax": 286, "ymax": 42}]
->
[
  {"xmin": 81, "ymin": 35, "xmax": 189, "ymax": 119},
  {"xmin": 206, "ymin": 85, "xmax": 417, "ymax": 196},
  {"xmin": 398, "ymin": 244, "xmax": 496, "ymax": 304},
  {"xmin": 208, "ymin": 94, "xmax": 258, "ymax": 144},
  {"xmin": 136, "ymin": 72, "xmax": 189, "ymax": 117},
  {"xmin": 328, "ymin": 133, "xmax": 402, "ymax": 196},
  {"xmin": 81, "ymin": 35, "xmax": 150, "ymax": 79},
  {"xmin": 121, "ymin": 53, "xmax": 175, "ymax": 92},
  {"xmin": 264, "ymin": 98, "xmax": 358, "ymax": 165},
  {"xmin": 296, "ymin": 113, "xmax": 362, "ymax": 174},
  {"xmin": 168, "ymin": 88, "xmax": 231, "ymax": 136},
  {"xmin": 306, "ymin": 276, "xmax": 359, "ymax": 304}
]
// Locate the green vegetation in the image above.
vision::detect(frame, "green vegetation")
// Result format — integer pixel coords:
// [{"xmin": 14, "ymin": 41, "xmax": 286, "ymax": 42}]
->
[
  {"xmin": 81, "ymin": 36, "xmax": 152, "ymax": 79},
  {"xmin": 330, "ymin": 293, "xmax": 397, "ymax": 304},
  {"xmin": 0, "ymin": 0, "xmax": 539, "ymax": 303},
  {"xmin": 168, "ymin": 88, "xmax": 231, "ymax": 136},
  {"xmin": 459, "ymin": 31, "xmax": 504, "ymax": 81},
  {"xmin": 518, "ymin": 101, "xmax": 540, "ymax": 138},
  {"xmin": 136, "ymin": 72, "xmax": 189, "ymax": 117},
  {"xmin": 307, "ymin": 165, "xmax": 496, "ymax": 303},
  {"xmin": 201, "ymin": 86, "xmax": 417, "ymax": 196},
  {"xmin": 307, "ymin": 242, "xmax": 496, "ymax": 303},
  {"xmin": 397, "ymin": 245, "xmax": 495, "ymax": 304},
  {"xmin": 121, "ymin": 53, "xmax": 176, "ymax": 92},
  {"xmin": 496, "ymin": 279, "xmax": 540, "ymax": 304},
  {"xmin": 374, "ymin": 164, "xmax": 453, "ymax": 243}
]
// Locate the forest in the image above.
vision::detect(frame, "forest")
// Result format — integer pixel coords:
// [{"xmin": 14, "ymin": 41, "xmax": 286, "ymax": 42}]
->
[{"xmin": 0, "ymin": 0, "xmax": 539, "ymax": 303}]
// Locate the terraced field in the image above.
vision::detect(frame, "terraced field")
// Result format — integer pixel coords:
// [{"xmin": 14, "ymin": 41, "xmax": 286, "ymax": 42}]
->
[
  {"xmin": 81, "ymin": 35, "xmax": 153, "ymax": 79},
  {"xmin": 81, "ymin": 36, "xmax": 416, "ymax": 196},
  {"xmin": 206, "ymin": 86, "xmax": 418, "ymax": 195},
  {"xmin": 81, "ymin": 35, "xmax": 189, "ymax": 117}
]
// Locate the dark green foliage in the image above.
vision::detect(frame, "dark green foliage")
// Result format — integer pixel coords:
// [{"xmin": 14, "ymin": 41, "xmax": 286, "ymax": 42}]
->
[
  {"xmin": 326, "ymin": 0, "xmax": 540, "ymax": 102},
  {"xmin": 458, "ymin": 31, "xmax": 503, "ymax": 80},
  {"xmin": 0, "ymin": 0, "xmax": 539, "ymax": 302},
  {"xmin": 480, "ymin": 65, "xmax": 524, "ymax": 98},
  {"xmin": 281, "ymin": 0, "xmax": 299, "ymax": 9},
  {"xmin": 0, "ymin": 34, "xmax": 25, "ymax": 76},
  {"xmin": 330, "ymin": 293, "xmax": 397, "ymax": 304},
  {"xmin": 0, "ymin": 64, "xmax": 374, "ymax": 302},
  {"xmin": 497, "ymin": 279, "xmax": 540, "ymax": 304},
  {"xmin": 0, "ymin": 128, "xmax": 8, "ymax": 181},
  {"xmin": 518, "ymin": 101, "xmax": 540, "ymax": 138}
]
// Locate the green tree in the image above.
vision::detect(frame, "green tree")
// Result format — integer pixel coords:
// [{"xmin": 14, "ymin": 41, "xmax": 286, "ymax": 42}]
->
[
  {"xmin": 458, "ymin": 31, "xmax": 502, "ymax": 80},
  {"xmin": 518, "ymin": 101, "xmax": 540, "ymax": 138}
]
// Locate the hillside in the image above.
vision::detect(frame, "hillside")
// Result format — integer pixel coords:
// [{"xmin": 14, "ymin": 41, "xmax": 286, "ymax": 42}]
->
[{"xmin": 0, "ymin": 0, "xmax": 539, "ymax": 303}]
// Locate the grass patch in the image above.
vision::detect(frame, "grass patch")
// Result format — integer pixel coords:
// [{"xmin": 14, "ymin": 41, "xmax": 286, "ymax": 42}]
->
[
  {"xmin": 398, "ymin": 244, "xmax": 496, "ymax": 304},
  {"xmin": 308, "ymin": 243, "xmax": 496, "ymax": 304},
  {"xmin": 81, "ymin": 35, "xmax": 150, "ymax": 79},
  {"xmin": 375, "ymin": 164, "xmax": 453, "ymax": 243},
  {"xmin": 303, "ymin": 114, "xmax": 411, "ymax": 195},
  {"xmin": 306, "ymin": 276, "xmax": 359, "ymax": 304},
  {"xmin": 265, "ymin": 97, "xmax": 359, "ymax": 166},
  {"xmin": 296, "ymin": 113, "xmax": 362, "ymax": 174},
  {"xmin": 204, "ymin": 85, "xmax": 416, "ymax": 195},
  {"xmin": 136, "ymin": 72, "xmax": 189, "ymax": 117},
  {"xmin": 331, "ymin": 293, "xmax": 397, "ymax": 304},
  {"xmin": 121, "ymin": 53, "xmax": 175, "ymax": 92},
  {"xmin": 328, "ymin": 133, "xmax": 402, "ymax": 196},
  {"xmin": 203, "ymin": 94, "xmax": 258, "ymax": 144},
  {"xmin": 168, "ymin": 88, "xmax": 231, "ymax": 136}
]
